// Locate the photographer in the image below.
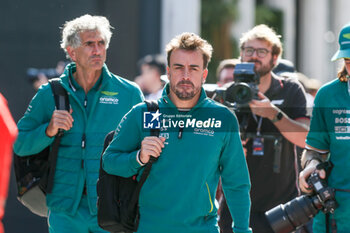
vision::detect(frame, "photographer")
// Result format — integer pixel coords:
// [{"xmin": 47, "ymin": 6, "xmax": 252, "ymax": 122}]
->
[
  {"xmin": 299, "ymin": 22, "xmax": 350, "ymax": 233},
  {"xmin": 219, "ymin": 24, "xmax": 309, "ymax": 233},
  {"xmin": 27, "ymin": 60, "xmax": 67, "ymax": 91}
]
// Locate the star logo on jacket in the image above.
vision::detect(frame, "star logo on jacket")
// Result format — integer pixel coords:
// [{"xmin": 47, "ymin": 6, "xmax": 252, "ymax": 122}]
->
[{"xmin": 143, "ymin": 110, "xmax": 161, "ymax": 129}]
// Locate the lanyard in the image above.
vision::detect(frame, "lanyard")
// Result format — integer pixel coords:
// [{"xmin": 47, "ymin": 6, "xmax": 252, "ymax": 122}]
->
[{"xmin": 252, "ymin": 114, "xmax": 263, "ymax": 136}]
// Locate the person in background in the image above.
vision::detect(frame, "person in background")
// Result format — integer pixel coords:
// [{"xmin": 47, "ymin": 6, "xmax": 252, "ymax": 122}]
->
[
  {"xmin": 103, "ymin": 32, "xmax": 252, "ymax": 233},
  {"xmin": 279, "ymin": 71, "xmax": 322, "ymax": 117},
  {"xmin": 296, "ymin": 73, "xmax": 321, "ymax": 98},
  {"xmin": 134, "ymin": 54, "xmax": 166, "ymax": 100},
  {"xmin": 0, "ymin": 93, "xmax": 17, "ymax": 233},
  {"xmin": 273, "ymin": 58, "xmax": 295, "ymax": 75},
  {"xmin": 299, "ymin": 21, "xmax": 350, "ymax": 233},
  {"xmin": 14, "ymin": 14, "xmax": 143, "ymax": 233},
  {"xmin": 219, "ymin": 24, "xmax": 309, "ymax": 233},
  {"xmin": 216, "ymin": 58, "xmax": 240, "ymax": 86},
  {"xmin": 295, "ymin": 72, "xmax": 321, "ymax": 116},
  {"xmin": 27, "ymin": 61, "xmax": 67, "ymax": 91}
]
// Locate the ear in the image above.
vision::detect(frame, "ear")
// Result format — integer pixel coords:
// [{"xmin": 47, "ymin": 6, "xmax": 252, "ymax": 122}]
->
[
  {"xmin": 66, "ymin": 46, "xmax": 76, "ymax": 62},
  {"xmin": 202, "ymin": 69, "xmax": 208, "ymax": 84},
  {"xmin": 272, "ymin": 54, "xmax": 279, "ymax": 66}
]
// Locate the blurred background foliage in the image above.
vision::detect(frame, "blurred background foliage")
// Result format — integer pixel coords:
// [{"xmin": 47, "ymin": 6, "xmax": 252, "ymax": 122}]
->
[
  {"xmin": 201, "ymin": 0, "xmax": 283, "ymax": 83},
  {"xmin": 201, "ymin": 0, "xmax": 238, "ymax": 83}
]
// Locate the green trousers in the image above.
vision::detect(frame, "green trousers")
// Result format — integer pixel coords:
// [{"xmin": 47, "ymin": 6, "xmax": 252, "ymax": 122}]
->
[{"xmin": 48, "ymin": 195, "xmax": 107, "ymax": 233}]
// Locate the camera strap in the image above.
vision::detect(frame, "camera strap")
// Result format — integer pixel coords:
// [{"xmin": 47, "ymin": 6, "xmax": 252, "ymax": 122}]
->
[
  {"xmin": 316, "ymin": 161, "xmax": 333, "ymax": 181},
  {"xmin": 251, "ymin": 114, "xmax": 283, "ymax": 172},
  {"xmin": 251, "ymin": 114, "xmax": 263, "ymax": 136},
  {"xmin": 251, "ymin": 115, "xmax": 264, "ymax": 156},
  {"xmin": 325, "ymin": 213, "xmax": 337, "ymax": 233}
]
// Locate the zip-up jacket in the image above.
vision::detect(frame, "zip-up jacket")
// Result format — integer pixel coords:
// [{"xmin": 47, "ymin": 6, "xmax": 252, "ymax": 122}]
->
[
  {"xmin": 14, "ymin": 63, "xmax": 144, "ymax": 215},
  {"xmin": 102, "ymin": 84, "xmax": 251, "ymax": 233}
]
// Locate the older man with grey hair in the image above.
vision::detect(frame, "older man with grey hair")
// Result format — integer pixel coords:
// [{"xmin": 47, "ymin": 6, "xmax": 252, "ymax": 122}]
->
[{"xmin": 14, "ymin": 14, "xmax": 144, "ymax": 233}]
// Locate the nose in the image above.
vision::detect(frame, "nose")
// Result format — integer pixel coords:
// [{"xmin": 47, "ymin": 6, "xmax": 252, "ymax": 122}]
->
[
  {"xmin": 250, "ymin": 50, "xmax": 259, "ymax": 58},
  {"xmin": 182, "ymin": 68, "xmax": 190, "ymax": 80},
  {"xmin": 92, "ymin": 44, "xmax": 101, "ymax": 55}
]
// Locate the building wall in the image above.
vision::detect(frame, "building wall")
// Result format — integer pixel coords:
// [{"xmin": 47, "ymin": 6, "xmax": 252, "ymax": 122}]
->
[
  {"xmin": 161, "ymin": 0, "xmax": 201, "ymax": 57},
  {"xmin": 232, "ymin": 0, "xmax": 256, "ymax": 47},
  {"xmin": 298, "ymin": 0, "xmax": 330, "ymax": 83},
  {"xmin": 265, "ymin": 0, "xmax": 296, "ymax": 61}
]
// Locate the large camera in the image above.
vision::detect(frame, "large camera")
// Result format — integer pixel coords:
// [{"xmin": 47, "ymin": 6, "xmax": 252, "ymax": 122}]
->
[
  {"xmin": 26, "ymin": 61, "xmax": 67, "ymax": 84},
  {"xmin": 205, "ymin": 62, "xmax": 259, "ymax": 110},
  {"xmin": 225, "ymin": 62, "xmax": 260, "ymax": 106},
  {"xmin": 265, "ymin": 172, "xmax": 338, "ymax": 233},
  {"xmin": 26, "ymin": 68, "xmax": 62, "ymax": 83}
]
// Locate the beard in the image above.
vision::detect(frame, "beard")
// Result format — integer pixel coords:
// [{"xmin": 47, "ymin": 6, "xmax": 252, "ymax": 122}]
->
[
  {"xmin": 170, "ymin": 79, "xmax": 202, "ymax": 100},
  {"xmin": 248, "ymin": 57, "xmax": 274, "ymax": 77}
]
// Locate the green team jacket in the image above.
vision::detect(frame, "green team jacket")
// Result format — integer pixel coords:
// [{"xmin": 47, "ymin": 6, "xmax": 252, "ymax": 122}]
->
[
  {"xmin": 14, "ymin": 63, "xmax": 144, "ymax": 215},
  {"xmin": 306, "ymin": 78, "xmax": 350, "ymax": 232},
  {"xmin": 102, "ymin": 84, "xmax": 252, "ymax": 233}
]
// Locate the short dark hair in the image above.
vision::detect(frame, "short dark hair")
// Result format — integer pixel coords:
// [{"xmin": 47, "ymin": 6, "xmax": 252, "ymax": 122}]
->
[
  {"xmin": 137, "ymin": 54, "xmax": 166, "ymax": 75},
  {"xmin": 273, "ymin": 59, "xmax": 295, "ymax": 75},
  {"xmin": 216, "ymin": 58, "xmax": 240, "ymax": 81}
]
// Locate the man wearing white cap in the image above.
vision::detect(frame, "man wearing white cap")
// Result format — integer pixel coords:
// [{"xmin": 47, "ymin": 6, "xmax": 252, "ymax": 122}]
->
[{"xmin": 299, "ymin": 22, "xmax": 350, "ymax": 232}]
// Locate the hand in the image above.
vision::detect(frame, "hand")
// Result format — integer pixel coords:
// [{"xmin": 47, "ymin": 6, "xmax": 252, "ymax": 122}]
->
[
  {"xmin": 299, "ymin": 160, "xmax": 326, "ymax": 193},
  {"xmin": 46, "ymin": 109, "xmax": 74, "ymax": 137},
  {"xmin": 241, "ymin": 138, "xmax": 249, "ymax": 157},
  {"xmin": 249, "ymin": 92, "xmax": 278, "ymax": 120},
  {"xmin": 139, "ymin": 136, "xmax": 166, "ymax": 163}
]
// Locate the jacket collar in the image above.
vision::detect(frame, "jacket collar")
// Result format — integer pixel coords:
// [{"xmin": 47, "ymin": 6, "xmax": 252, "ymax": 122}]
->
[{"xmin": 61, "ymin": 62, "xmax": 112, "ymax": 92}]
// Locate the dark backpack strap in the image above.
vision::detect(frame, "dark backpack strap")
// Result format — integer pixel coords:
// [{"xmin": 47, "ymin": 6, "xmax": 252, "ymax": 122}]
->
[
  {"xmin": 43, "ymin": 79, "xmax": 69, "ymax": 193},
  {"xmin": 144, "ymin": 100, "xmax": 161, "ymax": 137},
  {"xmin": 99, "ymin": 131, "xmax": 115, "ymax": 176},
  {"xmin": 136, "ymin": 100, "xmax": 160, "ymax": 184},
  {"xmin": 127, "ymin": 100, "xmax": 160, "ymax": 222},
  {"xmin": 49, "ymin": 78, "xmax": 70, "ymax": 114}
]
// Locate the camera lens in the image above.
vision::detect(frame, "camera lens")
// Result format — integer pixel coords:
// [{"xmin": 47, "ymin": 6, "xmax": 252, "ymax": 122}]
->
[
  {"xmin": 265, "ymin": 195, "xmax": 319, "ymax": 233},
  {"xmin": 226, "ymin": 83, "xmax": 253, "ymax": 105}
]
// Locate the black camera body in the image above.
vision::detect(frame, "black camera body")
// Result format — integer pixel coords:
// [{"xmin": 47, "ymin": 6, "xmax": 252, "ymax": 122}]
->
[
  {"xmin": 265, "ymin": 172, "xmax": 338, "ymax": 233},
  {"xmin": 225, "ymin": 62, "xmax": 260, "ymax": 107},
  {"xmin": 26, "ymin": 68, "xmax": 61, "ymax": 83},
  {"xmin": 204, "ymin": 62, "xmax": 259, "ymax": 111}
]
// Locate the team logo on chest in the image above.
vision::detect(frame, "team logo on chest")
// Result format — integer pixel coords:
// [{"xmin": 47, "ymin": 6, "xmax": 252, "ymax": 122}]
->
[{"xmin": 99, "ymin": 91, "xmax": 119, "ymax": 105}]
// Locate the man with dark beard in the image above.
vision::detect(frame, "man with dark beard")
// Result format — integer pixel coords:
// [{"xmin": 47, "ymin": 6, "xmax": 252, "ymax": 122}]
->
[
  {"xmin": 103, "ymin": 32, "xmax": 252, "ymax": 233},
  {"xmin": 218, "ymin": 25, "xmax": 310, "ymax": 233}
]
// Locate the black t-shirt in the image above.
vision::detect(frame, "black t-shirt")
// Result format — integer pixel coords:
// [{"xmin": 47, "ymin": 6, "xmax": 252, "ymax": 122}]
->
[{"xmin": 237, "ymin": 74, "xmax": 308, "ymax": 213}]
